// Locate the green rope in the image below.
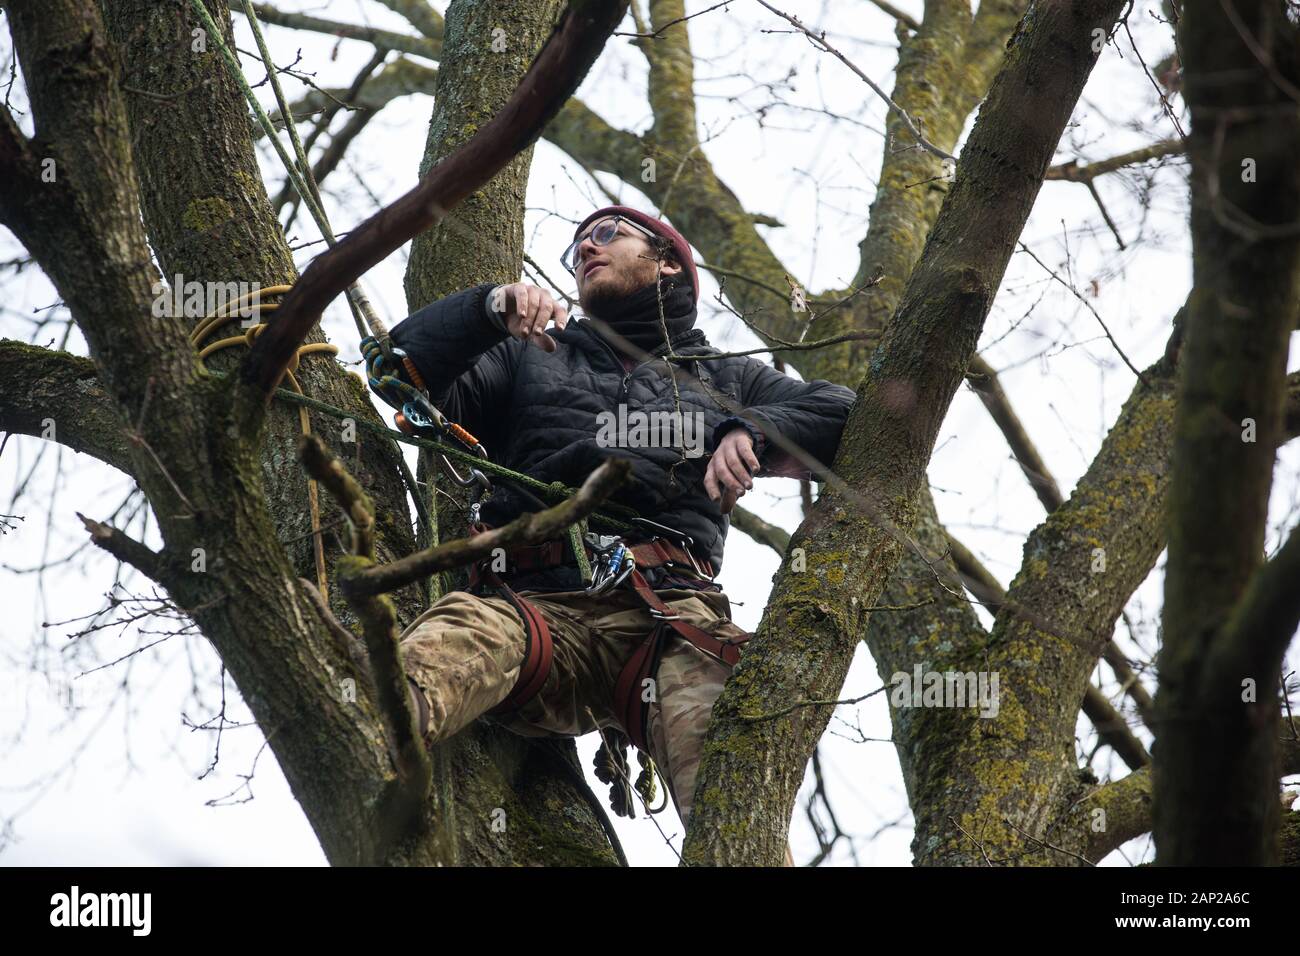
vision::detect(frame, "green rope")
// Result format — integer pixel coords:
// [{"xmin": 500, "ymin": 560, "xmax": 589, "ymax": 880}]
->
[{"xmin": 568, "ymin": 520, "xmax": 593, "ymax": 585}]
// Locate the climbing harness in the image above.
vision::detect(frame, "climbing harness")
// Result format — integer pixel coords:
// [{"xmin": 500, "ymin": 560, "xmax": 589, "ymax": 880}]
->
[{"xmin": 463, "ymin": 515, "xmax": 752, "ymax": 817}]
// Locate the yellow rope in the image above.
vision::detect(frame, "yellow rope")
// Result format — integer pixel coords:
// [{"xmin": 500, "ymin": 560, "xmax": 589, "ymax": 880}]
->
[{"xmin": 189, "ymin": 285, "xmax": 338, "ymax": 601}]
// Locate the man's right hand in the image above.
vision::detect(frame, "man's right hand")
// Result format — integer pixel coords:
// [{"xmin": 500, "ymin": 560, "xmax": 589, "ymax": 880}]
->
[{"xmin": 491, "ymin": 282, "xmax": 569, "ymax": 353}]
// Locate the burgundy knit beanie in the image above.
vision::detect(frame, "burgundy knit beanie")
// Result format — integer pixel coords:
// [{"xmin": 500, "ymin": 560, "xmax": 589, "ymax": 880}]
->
[{"xmin": 573, "ymin": 205, "xmax": 699, "ymax": 302}]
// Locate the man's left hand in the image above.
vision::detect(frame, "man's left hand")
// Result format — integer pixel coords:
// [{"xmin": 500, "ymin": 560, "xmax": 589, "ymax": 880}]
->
[{"xmin": 705, "ymin": 428, "xmax": 759, "ymax": 515}]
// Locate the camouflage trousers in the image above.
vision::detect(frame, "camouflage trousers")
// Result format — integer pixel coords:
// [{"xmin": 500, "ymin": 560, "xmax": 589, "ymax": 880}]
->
[{"xmin": 398, "ymin": 584, "xmax": 748, "ymax": 829}]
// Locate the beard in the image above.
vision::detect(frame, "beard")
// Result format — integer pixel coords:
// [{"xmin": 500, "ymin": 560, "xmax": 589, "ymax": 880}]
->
[{"xmin": 578, "ymin": 259, "xmax": 658, "ymax": 316}]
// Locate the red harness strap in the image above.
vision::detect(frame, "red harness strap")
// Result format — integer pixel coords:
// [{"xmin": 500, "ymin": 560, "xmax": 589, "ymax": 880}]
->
[
  {"xmin": 464, "ymin": 523, "xmax": 556, "ymax": 718},
  {"xmin": 613, "ymin": 568, "xmax": 751, "ymax": 751},
  {"xmin": 485, "ymin": 576, "xmax": 555, "ymax": 718}
]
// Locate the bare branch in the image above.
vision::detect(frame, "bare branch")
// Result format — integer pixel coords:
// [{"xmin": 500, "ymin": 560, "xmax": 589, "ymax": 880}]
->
[
  {"xmin": 1079, "ymin": 767, "xmax": 1152, "ymax": 861},
  {"xmin": 1016, "ymin": 241, "xmax": 1149, "ymax": 386},
  {"xmin": 238, "ymin": 3, "xmax": 441, "ymax": 59},
  {"xmin": 729, "ymin": 505, "xmax": 791, "ymax": 556},
  {"xmin": 76, "ymin": 512, "xmax": 166, "ymax": 583},
  {"xmin": 614, "ymin": 0, "xmax": 735, "ymax": 39},
  {"xmin": 1045, "ymin": 139, "xmax": 1185, "ymax": 182},
  {"xmin": 297, "ymin": 435, "xmax": 430, "ymax": 825},
  {"xmin": 755, "ymin": 1, "xmax": 954, "ymax": 161},
  {"xmin": 965, "ymin": 355, "xmax": 1065, "ymax": 511},
  {"xmin": 1081, "ymin": 684, "xmax": 1151, "ymax": 770}
]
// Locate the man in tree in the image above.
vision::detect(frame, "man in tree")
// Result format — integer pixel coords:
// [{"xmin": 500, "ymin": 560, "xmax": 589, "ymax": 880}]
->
[{"xmin": 365, "ymin": 206, "xmax": 855, "ymax": 828}]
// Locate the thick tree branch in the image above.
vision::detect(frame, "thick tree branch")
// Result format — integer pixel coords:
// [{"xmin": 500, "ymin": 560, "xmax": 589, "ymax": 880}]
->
[
  {"xmin": 1079, "ymin": 715, "xmax": 1300, "ymax": 862},
  {"xmin": 643, "ymin": 0, "xmax": 699, "ymax": 156},
  {"xmin": 965, "ymin": 339, "xmax": 1173, "ymax": 762},
  {"xmin": 3, "ymin": 1, "xmax": 180, "ymax": 414},
  {"xmin": 299, "ymin": 434, "xmax": 431, "ymax": 836},
  {"xmin": 895, "ymin": 356, "xmax": 1180, "ymax": 864},
  {"xmin": 1079, "ymin": 766, "xmax": 1152, "ymax": 861},
  {"xmin": 76, "ymin": 512, "xmax": 167, "ymax": 583},
  {"xmin": 956, "ymin": 1, "xmax": 1027, "ymax": 113},
  {"xmin": 947, "ymin": 526, "xmax": 1155, "ymax": 772},
  {"xmin": 0, "ymin": 341, "xmax": 135, "ymax": 475},
  {"xmin": 109, "ymin": 1, "xmax": 427, "ymax": 622}
]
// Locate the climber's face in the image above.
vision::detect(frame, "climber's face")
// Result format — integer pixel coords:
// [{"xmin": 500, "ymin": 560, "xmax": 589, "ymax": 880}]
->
[{"xmin": 570, "ymin": 217, "xmax": 681, "ymax": 314}]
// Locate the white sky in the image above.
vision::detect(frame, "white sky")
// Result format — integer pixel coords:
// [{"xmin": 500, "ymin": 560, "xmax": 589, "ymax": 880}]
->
[{"xmin": 2, "ymin": 0, "xmax": 1298, "ymax": 867}]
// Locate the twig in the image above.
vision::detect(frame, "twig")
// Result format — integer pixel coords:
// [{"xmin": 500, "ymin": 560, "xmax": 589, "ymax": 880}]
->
[
  {"xmin": 1004, "ymin": 817, "xmax": 1096, "ymax": 866},
  {"xmin": 615, "ymin": 0, "xmax": 735, "ymax": 39},
  {"xmin": 754, "ymin": 1, "xmax": 954, "ymax": 161},
  {"xmin": 1016, "ymin": 241, "xmax": 1149, "ymax": 387},
  {"xmin": 737, "ymin": 684, "xmax": 889, "ymax": 722}
]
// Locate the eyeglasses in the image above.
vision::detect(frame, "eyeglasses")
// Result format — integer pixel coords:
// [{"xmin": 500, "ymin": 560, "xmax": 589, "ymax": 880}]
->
[{"xmin": 560, "ymin": 215, "xmax": 658, "ymax": 275}]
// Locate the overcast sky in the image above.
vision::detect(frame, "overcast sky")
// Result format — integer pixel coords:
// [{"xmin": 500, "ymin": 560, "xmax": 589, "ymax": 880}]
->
[{"xmin": 3, "ymin": 0, "xmax": 1298, "ymax": 867}]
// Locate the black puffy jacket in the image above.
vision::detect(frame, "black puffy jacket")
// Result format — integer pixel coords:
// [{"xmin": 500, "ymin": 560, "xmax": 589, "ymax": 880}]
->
[{"xmin": 389, "ymin": 282, "xmax": 856, "ymax": 575}]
